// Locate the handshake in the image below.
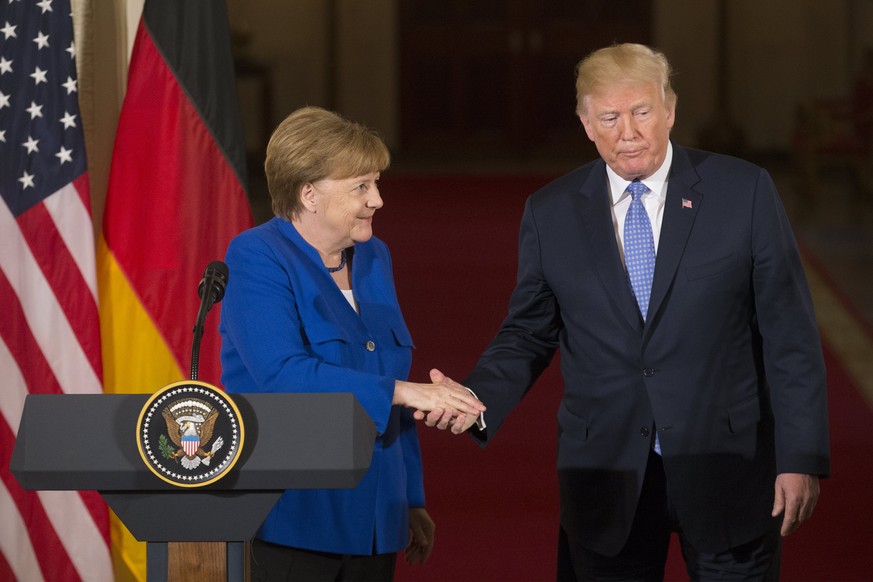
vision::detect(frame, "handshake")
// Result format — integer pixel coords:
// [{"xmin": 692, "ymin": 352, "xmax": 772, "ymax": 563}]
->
[{"xmin": 393, "ymin": 368, "xmax": 485, "ymax": 434}]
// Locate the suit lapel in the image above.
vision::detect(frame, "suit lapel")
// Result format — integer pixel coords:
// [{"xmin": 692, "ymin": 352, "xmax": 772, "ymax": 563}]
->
[
  {"xmin": 572, "ymin": 161, "xmax": 642, "ymax": 331},
  {"xmin": 646, "ymin": 146, "xmax": 702, "ymax": 331}
]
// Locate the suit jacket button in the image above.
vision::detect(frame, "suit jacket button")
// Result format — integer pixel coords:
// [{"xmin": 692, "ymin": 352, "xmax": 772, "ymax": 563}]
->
[
  {"xmin": 640, "ymin": 427, "xmax": 650, "ymax": 437},
  {"xmin": 365, "ymin": 340, "xmax": 376, "ymax": 352},
  {"xmin": 643, "ymin": 368, "xmax": 655, "ymax": 377}
]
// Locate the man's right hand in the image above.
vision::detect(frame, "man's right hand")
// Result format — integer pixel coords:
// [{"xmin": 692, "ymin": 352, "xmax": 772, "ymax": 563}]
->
[
  {"xmin": 411, "ymin": 369, "xmax": 483, "ymax": 434},
  {"xmin": 393, "ymin": 369, "xmax": 485, "ymax": 423}
]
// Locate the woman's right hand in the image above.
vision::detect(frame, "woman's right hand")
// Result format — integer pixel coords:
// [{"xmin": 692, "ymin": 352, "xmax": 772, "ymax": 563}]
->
[{"xmin": 393, "ymin": 369, "xmax": 485, "ymax": 421}]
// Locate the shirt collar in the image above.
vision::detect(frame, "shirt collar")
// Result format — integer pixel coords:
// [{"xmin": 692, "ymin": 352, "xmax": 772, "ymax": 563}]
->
[{"xmin": 607, "ymin": 140, "xmax": 673, "ymax": 206}]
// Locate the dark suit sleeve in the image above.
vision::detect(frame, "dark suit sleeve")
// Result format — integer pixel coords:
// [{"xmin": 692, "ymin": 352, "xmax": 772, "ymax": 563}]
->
[
  {"xmin": 751, "ymin": 169, "xmax": 830, "ymax": 476},
  {"xmin": 464, "ymin": 197, "xmax": 562, "ymax": 444}
]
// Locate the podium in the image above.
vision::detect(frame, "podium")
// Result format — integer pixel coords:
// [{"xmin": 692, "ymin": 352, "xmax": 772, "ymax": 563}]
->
[{"xmin": 10, "ymin": 391, "xmax": 376, "ymax": 581}]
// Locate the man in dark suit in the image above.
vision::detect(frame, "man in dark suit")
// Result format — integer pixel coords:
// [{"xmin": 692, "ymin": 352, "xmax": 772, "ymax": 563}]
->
[{"xmin": 424, "ymin": 43, "xmax": 830, "ymax": 580}]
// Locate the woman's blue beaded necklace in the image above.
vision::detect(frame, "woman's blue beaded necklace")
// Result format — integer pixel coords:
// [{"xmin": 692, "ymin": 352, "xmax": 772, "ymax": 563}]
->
[{"xmin": 327, "ymin": 249, "xmax": 347, "ymax": 273}]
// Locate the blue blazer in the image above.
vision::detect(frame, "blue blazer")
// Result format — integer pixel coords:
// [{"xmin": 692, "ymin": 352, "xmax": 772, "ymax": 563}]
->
[
  {"xmin": 219, "ymin": 217, "xmax": 423, "ymax": 555},
  {"xmin": 466, "ymin": 144, "xmax": 830, "ymax": 556}
]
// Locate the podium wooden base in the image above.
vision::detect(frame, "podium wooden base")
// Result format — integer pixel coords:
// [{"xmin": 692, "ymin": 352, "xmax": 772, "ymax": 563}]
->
[{"xmin": 148, "ymin": 541, "xmax": 250, "ymax": 582}]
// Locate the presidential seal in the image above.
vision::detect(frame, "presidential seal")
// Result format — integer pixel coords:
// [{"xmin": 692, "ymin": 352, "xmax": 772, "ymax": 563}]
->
[{"xmin": 136, "ymin": 381, "xmax": 244, "ymax": 487}]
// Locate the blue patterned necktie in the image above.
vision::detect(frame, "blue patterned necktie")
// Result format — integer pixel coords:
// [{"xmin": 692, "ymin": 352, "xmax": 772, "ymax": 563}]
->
[
  {"xmin": 624, "ymin": 180, "xmax": 661, "ymax": 454},
  {"xmin": 624, "ymin": 180, "xmax": 656, "ymax": 320}
]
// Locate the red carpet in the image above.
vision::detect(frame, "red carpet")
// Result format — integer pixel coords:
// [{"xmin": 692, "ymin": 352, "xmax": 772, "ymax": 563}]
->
[{"xmin": 375, "ymin": 175, "xmax": 873, "ymax": 581}]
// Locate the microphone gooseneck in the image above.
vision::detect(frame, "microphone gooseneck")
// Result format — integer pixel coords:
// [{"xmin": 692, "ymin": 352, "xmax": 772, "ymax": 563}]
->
[{"xmin": 191, "ymin": 261, "xmax": 229, "ymax": 381}]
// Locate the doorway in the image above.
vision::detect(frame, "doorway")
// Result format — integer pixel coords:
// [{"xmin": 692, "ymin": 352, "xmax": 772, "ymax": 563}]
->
[{"xmin": 398, "ymin": 0, "xmax": 652, "ymax": 162}]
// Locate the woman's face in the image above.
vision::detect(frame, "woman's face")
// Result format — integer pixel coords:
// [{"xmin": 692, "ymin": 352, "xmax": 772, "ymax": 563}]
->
[{"xmin": 310, "ymin": 172, "xmax": 383, "ymax": 248}]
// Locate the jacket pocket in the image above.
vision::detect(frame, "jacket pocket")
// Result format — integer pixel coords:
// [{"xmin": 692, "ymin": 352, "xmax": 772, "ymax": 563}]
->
[
  {"xmin": 727, "ymin": 395, "xmax": 761, "ymax": 434},
  {"xmin": 391, "ymin": 325, "xmax": 415, "ymax": 349},
  {"xmin": 304, "ymin": 322, "xmax": 347, "ymax": 345},
  {"xmin": 301, "ymin": 322, "xmax": 350, "ymax": 364},
  {"xmin": 557, "ymin": 401, "xmax": 589, "ymax": 442}
]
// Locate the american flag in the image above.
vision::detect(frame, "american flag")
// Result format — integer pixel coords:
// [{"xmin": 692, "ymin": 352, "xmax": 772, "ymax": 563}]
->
[{"xmin": 0, "ymin": 0, "xmax": 112, "ymax": 580}]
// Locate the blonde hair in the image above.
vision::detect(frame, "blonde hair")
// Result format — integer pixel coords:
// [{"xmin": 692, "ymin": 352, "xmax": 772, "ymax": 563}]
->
[
  {"xmin": 575, "ymin": 43, "xmax": 677, "ymax": 116},
  {"xmin": 265, "ymin": 106, "xmax": 391, "ymax": 219}
]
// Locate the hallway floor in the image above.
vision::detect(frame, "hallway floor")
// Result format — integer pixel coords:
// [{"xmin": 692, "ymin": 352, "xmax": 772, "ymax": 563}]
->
[{"xmin": 776, "ymin": 164, "xmax": 873, "ymax": 414}]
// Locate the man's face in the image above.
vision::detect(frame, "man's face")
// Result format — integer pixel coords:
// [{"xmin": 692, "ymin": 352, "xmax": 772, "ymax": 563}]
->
[{"xmin": 579, "ymin": 81, "xmax": 675, "ymax": 181}]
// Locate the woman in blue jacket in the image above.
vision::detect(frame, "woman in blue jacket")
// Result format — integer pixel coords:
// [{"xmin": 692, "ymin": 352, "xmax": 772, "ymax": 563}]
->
[{"xmin": 219, "ymin": 106, "xmax": 484, "ymax": 581}]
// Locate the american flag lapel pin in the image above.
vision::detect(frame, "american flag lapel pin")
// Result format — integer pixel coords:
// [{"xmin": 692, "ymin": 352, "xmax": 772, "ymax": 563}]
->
[{"xmin": 681, "ymin": 198, "xmax": 693, "ymax": 209}]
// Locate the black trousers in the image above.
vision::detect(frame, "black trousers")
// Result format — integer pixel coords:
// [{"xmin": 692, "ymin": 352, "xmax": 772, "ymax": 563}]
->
[
  {"xmin": 250, "ymin": 538, "xmax": 396, "ymax": 582},
  {"xmin": 557, "ymin": 451, "xmax": 782, "ymax": 581}
]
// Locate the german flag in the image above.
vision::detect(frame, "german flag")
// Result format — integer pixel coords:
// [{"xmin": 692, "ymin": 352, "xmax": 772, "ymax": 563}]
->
[{"xmin": 97, "ymin": 0, "xmax": 252, "ymax": 577}]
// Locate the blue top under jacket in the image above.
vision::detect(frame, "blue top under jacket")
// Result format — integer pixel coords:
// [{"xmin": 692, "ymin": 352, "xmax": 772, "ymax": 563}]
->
[{"xmin": 219, "ymin": 217, "xmax": 424, "ymax": 555}]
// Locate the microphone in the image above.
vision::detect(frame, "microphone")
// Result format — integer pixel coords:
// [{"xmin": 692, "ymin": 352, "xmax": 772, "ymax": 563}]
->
[
  {"xmin": 190, "ymin": 260, "xmax": 229, "ymax": 381},
  {"xmin": 197, "ymin": 260, "xmax": 229, "ymax": 312}
]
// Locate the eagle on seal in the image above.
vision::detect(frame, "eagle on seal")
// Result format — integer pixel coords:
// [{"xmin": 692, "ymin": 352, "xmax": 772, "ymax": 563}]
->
[{"xmin": 162, "ymin": 407, "xmax": 224, "ymax": 470}]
